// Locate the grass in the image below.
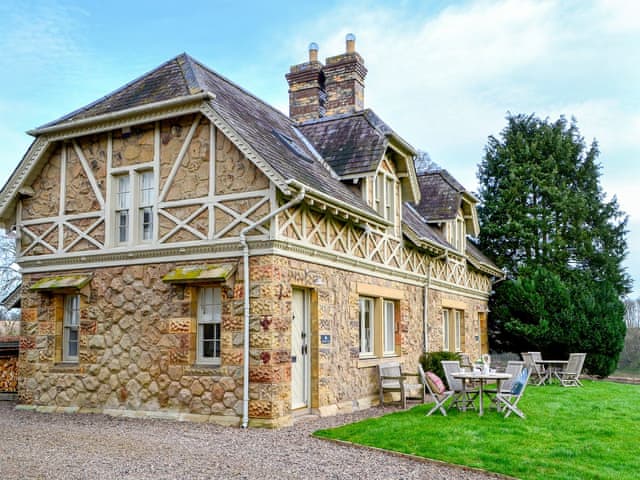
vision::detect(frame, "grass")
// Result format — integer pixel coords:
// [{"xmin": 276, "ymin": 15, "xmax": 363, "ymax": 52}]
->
[{"xmin": 314, "ymin": 380, "xmax": 640, "ymax": 480}]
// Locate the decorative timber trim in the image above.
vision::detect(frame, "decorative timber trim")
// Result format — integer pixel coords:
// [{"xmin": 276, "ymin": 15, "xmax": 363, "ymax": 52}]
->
[
  {"xmin": 0, "ymin": 137, "xmax": 51, "ymax": 222},
  {"xmin": 199, "ymin": 102, "xmax": 292, "ymax": 196},
  {"xmin": 29, "ymin": 93, "xmax": 215, "ymax": 138}
]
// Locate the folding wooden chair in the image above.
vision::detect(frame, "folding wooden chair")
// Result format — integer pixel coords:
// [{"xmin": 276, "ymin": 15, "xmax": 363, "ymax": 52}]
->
[
  {"xmin": 485, "ymin": 360, "xmax": 524, "ymax": 407},
  {"xmin": 419, "ymin": 365, "xmax": 454, "ymax": 416},
  {"xmin": 441, "ymin": 360, "xmax": 478, "ymax": 411},
  {"xmin": 378, "ymin": 362, "xmax": 425, "ymax": 408},
  {"xmin": 521, "ymin": 352, "xmax": 546, "ymax": 385},
  {"xmin": 496, "ymin": 368, "xmax": 531, "ymax": 418},
  {"xmin": 378, "ymin": 361, "xmax": 406, "ymax": 408},
  {"xmin": 558, "ymin": 353, "xmax": 586, "ymax": 387}
]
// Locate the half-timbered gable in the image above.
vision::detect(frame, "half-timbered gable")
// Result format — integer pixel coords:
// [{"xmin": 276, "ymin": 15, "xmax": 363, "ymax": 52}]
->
[{"xmin": 1, "ymin": 36, "xmax": 502, "ymax": 427}]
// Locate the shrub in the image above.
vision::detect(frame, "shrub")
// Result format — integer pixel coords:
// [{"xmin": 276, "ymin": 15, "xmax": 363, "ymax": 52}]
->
[{"xmin": 419, "ymin": 351, "xmax": 460, "ymax": 381}]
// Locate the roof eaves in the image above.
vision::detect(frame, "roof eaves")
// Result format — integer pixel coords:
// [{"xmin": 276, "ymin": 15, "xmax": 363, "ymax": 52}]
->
[
  {"xmin": 402, "ymin": 225, "xmax": 446, "ymax": 255},
  {"xmin": 28, "ymin": 92, "xmax": 215, "ymax": 137},
  {"xmin": 0, "ymin": 137, "xmax": 52, "ymax": 225},
  {"xmin": 286, "ymin": 179, "xmax": 390, "ymax": 229}
]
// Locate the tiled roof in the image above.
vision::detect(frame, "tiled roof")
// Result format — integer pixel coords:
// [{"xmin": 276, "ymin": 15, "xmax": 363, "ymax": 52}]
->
[
  {"xmin": 402, "ymin": 203, "xmax": 451, "ymax": 251},
  {"xmin": 414, "ymin": 169, "xmax": 469, "ymax": 222},
  {"xmin": 466, "ymin": 239, "xmax": 501, "ymax": 274},
  {"xmin": 298, "ymin": 109, "xmax": 409, "ymax": 177},
  {"xmin": 39, "ymin": 54, "xmax": 376, "ymax": 217}
]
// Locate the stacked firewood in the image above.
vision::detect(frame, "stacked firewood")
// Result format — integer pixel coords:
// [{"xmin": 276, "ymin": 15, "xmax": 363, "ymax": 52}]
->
[{"xmin": 0, "ymin": 357, "xmax": 18, "ymax": 392}]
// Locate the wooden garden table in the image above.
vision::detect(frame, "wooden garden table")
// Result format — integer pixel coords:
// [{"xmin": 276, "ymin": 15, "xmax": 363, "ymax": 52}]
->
[{"xmin": 452, "ymin": 371, "xmax": 511, "ymax": 416}]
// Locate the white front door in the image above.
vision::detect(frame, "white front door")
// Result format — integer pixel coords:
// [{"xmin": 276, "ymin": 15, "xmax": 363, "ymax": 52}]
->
[{"xmin": 291, "ymin": 288, "xmax": 310, "ymax": 410}]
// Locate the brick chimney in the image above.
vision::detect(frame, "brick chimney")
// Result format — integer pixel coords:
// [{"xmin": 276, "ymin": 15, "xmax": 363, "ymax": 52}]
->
[
  {"xmin": 323, "ymin": 33, "xmax": 367, "ymax": 117},
  {"xmin": 286, "ymin": 42, "xmax": 326, "ymax": 123},
  {"xmin": 286, "ymin": 34, "xmax": 367, "ymax": 123}
]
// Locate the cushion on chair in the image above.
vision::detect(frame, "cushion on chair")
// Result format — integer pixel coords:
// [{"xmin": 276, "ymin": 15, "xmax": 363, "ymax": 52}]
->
[
  {"xmin": 510, "ymin": 368, "xmax": 528, "ymax": 395},
  {"xmin": 425, "ymin": 371, "xmax": 446, "ymax": 395}
]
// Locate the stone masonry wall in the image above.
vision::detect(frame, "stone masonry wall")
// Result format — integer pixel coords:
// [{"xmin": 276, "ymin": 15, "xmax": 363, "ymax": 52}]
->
[
  {"xmin": 19, "ymin": 263, "xmax": 244, "ymax": 425},
  {"xmin": 0, "ymin": 357, "xmax": 18, "ymax": 392},
  {"xmin": 18, "ymin": 253, "xmax": 487, "ymax": 427}
]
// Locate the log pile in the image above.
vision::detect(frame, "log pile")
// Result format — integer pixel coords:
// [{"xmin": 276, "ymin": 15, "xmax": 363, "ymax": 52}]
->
[{"xmin": 0, "ymin": 357, "xmax": 18, "ymax": 392}]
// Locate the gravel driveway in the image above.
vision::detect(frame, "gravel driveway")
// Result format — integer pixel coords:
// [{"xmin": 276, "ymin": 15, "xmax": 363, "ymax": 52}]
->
[{"xmin": 0, "ymin": 402, "xmax": 505, "ymax": 479}]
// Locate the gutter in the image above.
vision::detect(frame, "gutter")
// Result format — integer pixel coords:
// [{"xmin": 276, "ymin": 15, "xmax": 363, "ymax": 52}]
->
[
  {"xmin": 286, "ymin": 179, "xmax": 390, "ymax": 229},
  {"xmin": 239, "ymin": 187, "xmax": 306, "ymax": 428},
  {"xmin": 28, "ymin": 92, "xmax": 216, "ymax": 137}
]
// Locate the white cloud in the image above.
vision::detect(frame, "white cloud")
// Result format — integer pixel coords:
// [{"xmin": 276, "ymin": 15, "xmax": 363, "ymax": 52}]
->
[
  {"xmin": 284, "ymin": 0, "xmax": 639, "ymax": 294},
  {"xmin": 594, "ymin": 0, "xmax": 640, "ymax": 33},
  {"xmin": 0, "ymin": 2, "xmax": 88, "ymax": 71}
]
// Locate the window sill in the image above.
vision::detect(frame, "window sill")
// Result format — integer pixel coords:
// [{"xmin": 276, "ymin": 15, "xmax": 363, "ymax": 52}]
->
[
  {"xmin": 185, "ymin": 364, "xmax": 221, "ymax": 375},
  {"xmin": 51, "ymin": 363, "xmax": 82, "ymax": 374}
]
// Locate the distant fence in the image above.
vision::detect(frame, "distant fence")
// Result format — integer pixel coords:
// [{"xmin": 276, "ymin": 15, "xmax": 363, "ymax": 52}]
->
[
  {"xmin": 0, "ymin": 336, "xmax": 18, "ymax": 395},
  {"xmin": 618, "ymin": 327, "xmax": 640, "ymax": 375}
]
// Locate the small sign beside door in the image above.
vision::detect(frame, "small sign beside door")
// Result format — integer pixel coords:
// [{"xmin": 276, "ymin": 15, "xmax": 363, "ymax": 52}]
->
[{"xmin": 320, "ymin": 335, "xmax": 331, "ymax": 344}]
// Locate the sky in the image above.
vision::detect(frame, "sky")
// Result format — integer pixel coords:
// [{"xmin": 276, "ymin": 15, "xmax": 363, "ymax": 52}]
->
[{"xmin": 0, "ymin": 0, "xmax": 638, "ymax": 296}]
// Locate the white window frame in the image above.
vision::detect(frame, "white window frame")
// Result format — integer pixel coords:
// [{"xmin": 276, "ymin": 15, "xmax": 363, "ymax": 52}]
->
[
  {"xmin": 359, "ymin": 297, "xmax": 375, "ymax": 357},
  {"xmin": 383, "ymin": 300, "xmax": 396, "ymax": 355},
  {"xmin": 197, "ymin": 287, "xmax": 222, "ymax": 365},
  {"xmin": 446, "ymin": 215, "xmax": 466, "ymax": 252},
  {"xmin": 115, "ymin": 175, "xmax": 131, "ymax": 245},
  {"xmin": 442, "ymin": 309, "xmax": 450, "ymax": 351},
  {"xmin": 384, "ymin": 176, "xmax": 395, "ymax": 223},
  {"xmin": 139, "ymin": 171, "xmax": 154, "ymax": 242},
  {"xmin": 443, "ymin": 308, "xmax": 464, "ymax": 352},
  {"xmin": 63, "ymin": 295, "xmax": 80, "ymax": 363},
  {"xmin": 454, "ymin": 310, "xmax": 462, "ymax": 352},
  {"xmin": 112, "ymin": 170, "xmax": 155, "ymax": 246}
]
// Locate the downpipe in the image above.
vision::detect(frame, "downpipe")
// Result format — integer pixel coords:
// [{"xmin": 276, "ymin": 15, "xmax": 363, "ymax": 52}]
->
[{"xmin": 239, "ymin": 187, "xmax": 306, "ymax": 428}]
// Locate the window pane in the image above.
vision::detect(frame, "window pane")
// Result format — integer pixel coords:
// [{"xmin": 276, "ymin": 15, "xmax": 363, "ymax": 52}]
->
[
  {"xmin": 385, "ymin": 179, "xmax": 394, "ymax": 221},
  {"xmin": 140, "ymin": 171, "xmax": 154, "ymax": 206},
  {"xmin": 198, "ymin": 288, "xmax": 222, "ymax": 362},
  {"xmin": 376, "ymin": 175, "xmax": 383, "ymax": 214},
  {"xmin": 384, "ymin": 301, "xmax": 395, "ymax": 353},
  {"xmin": 359, "ymin": 298, "xmax": 373, "ymax": 355},
  {"xmin": 454, "ymin": 311, "xmax": 461, "ymax": 351},
  {"xmin": 64, "ymin": 295, "xmax": 79, "ymax": 326},
  {"xmin": 118, "ymin": 211, "xmax": 129, "ymax": 243},
  {"xmin": 442, "ymin": 310, "xmax": 449, "ymax": 351},
  {"xmin": 200, "ymin": 324, "xmax": 220, "ymax": 359},
  {"xmin": 68, "ymin": 328, "xmax": 78, "ymax": 357},
  {"xmin": 141, "ymin": 206, "xmax": 153, "ymax": 241},
  {"xmin": 117, "ymin": 176, "xmax": 130, "ymax": 209}
]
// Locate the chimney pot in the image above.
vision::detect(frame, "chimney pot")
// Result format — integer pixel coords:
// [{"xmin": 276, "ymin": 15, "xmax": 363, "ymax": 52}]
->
[
  {"xmin": 308, "ymin": 42, "xmax": 319, "ymax": 62},
  {"xmin": 346, "ymin": 33, "xmax": 356, "ymax": 53}
]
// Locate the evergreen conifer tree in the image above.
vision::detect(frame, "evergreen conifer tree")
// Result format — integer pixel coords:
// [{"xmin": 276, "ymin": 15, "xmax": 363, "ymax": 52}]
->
[{"xmin": 478, "ymin": 113, "xmax": 629, "ymax": 376}]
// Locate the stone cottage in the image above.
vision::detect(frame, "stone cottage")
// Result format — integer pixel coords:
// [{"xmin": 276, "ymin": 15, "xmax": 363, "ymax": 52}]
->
[{"xmin": 0, "ymin": 35, "xmax": 501, "ymax": 427}]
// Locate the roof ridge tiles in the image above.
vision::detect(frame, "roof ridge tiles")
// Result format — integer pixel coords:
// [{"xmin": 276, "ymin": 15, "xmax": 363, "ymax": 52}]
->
[{"xmin": 176, "ymin": 53, "xmax": 205, "ymax": 94}]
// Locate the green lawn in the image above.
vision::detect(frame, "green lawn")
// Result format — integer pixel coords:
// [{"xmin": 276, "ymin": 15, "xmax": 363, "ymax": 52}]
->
[{"xmin": 314, "ymin": 380, "xmax": 640, "ymax": 480}]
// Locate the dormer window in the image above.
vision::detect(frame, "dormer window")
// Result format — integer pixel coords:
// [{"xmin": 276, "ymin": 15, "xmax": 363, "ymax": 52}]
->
[
  {"xmin": 446, "ymin": 214, "xmax": 466, "ymax": 252},
  {"xmin": 370, "ymin": 171, "xmax": 397, "ymax": 224}
]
